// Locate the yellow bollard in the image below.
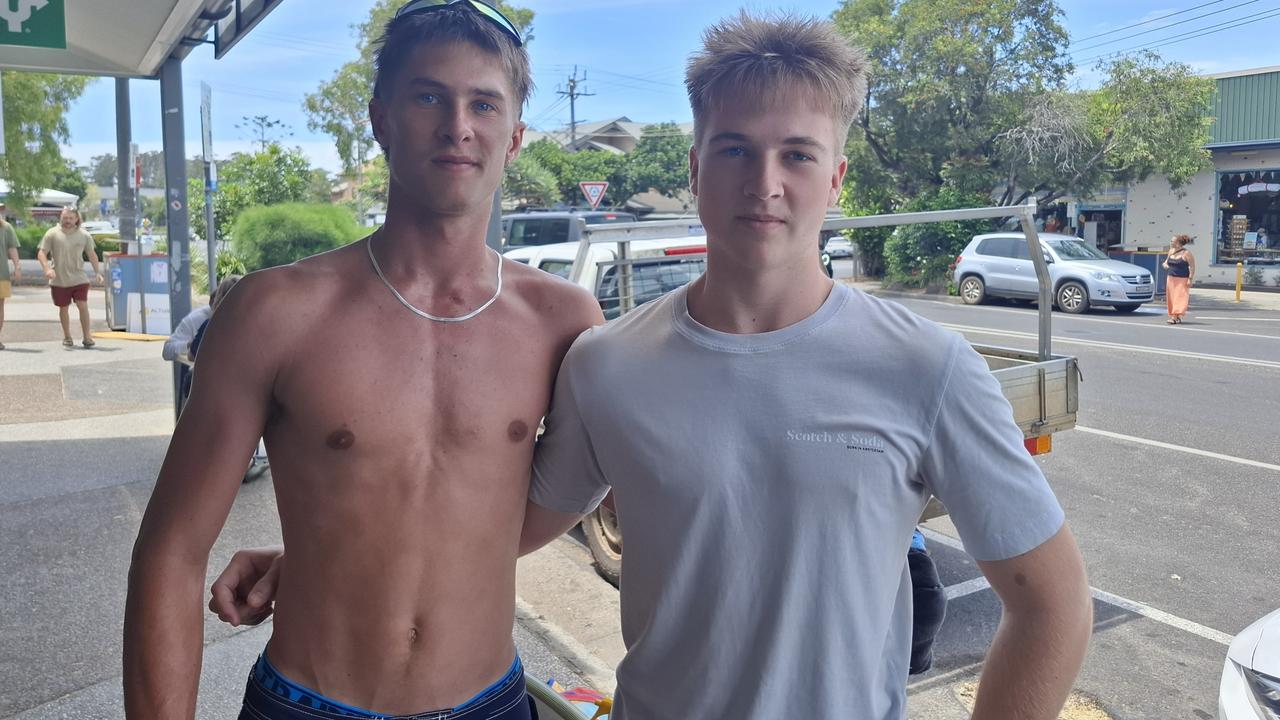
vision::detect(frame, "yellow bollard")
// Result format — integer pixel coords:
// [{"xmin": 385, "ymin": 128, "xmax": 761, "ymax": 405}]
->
[{"xmin": 1236, "ymin": 262, "xmax": 1244, "ymax": 303}]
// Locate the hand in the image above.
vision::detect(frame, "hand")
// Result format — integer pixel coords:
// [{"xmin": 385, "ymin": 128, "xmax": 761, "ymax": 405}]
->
[
  {"xmin": 43, "ymin": 268, "xmax": 55, "ymax": 280},
  {"xmin": 12, "ymin": 269, "xmax": 20, "ymax": 281},
  {"xmin": 94, "ymin": 273, "xmax": 104, "ymax": 285},
  {"xmin": 208, "ymin": 546, "xmax": 284, "ymax": 627}
]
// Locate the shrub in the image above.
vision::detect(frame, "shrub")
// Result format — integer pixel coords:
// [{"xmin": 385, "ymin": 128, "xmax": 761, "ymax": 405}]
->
[
  {"xmin": 230, "ymin": 203, "xmax": 364, "ymax": 271},
  {"xmin": 192, "ymin": 250, "xmax": 250, "ymax": 295},
  {"xmin": 883, "ymin": 188, "xmax": 992, "ymax": 287},
  {"xmin": 1243, "ymin": 266, "xmax": 1265, "ymax": 286}
]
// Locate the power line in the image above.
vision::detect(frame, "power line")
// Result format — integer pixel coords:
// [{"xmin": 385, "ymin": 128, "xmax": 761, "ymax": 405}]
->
[
  {"xmin": 1070, "ymin": 0, "xmax": 1263, "ymax": 54},
  {"xmin": 1070, "ymin": 0, "xmax": 1232, "ymax": 43},
  {"xmin": 556, "ymin": 67, "xmax": 595, "ymax": 145},
  {"xmin": 1077, "ymin": 5, "xmax": 1280, "ymax": 64}
]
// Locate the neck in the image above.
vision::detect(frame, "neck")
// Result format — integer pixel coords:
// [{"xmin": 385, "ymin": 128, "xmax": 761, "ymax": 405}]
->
[
  {"xmin": 378, "ymin": 184, "xmax": 495, "ymax": 283},
  {"xmin": 687, "ymin": 246, "xmax": 833, "ymax": 334}
]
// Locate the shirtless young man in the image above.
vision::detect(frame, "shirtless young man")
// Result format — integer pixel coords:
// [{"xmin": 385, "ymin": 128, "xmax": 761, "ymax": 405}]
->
[
  {"xmin": 122, "ymin": 3, "xmax": 601, "ymax": 718},
  {"xmin": 215, "ymin": 11, "xmax": 1094, "ymax": 720}
]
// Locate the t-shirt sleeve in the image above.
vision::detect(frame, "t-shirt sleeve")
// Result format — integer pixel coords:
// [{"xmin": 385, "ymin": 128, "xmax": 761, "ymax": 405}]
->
[
  {"xmin": 919, "ymin": 335, "xmax": 1065, "ymax": 562},
  {"xmin": 2, "ymin": 226, "xmax": 16, "ymax": 252},
  {"xmin": 38, "ymin": 229, "xmax": 53, "ymax": 254},
  {"xmin": 529, "ymin": 343, "xmax": 611, "ymax": 515}
]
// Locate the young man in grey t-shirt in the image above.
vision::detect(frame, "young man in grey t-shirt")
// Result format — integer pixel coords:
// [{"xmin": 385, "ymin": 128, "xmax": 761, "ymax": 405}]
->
[
  {"xmin": 213, "ymin": 11, "xmax": 1092, "ymax": 720},
  {"xmin": 517, "ymin": 12, "xmax": 1093, "ymax": 719}
]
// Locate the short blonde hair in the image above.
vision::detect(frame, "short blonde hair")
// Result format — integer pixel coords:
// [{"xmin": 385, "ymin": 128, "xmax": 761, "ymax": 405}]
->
[{"xmin": 685, "ymin": 11, "xmax": 868, "ymax": 148}]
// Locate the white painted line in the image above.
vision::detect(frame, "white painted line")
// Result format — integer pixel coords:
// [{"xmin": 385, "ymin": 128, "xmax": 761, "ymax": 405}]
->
[
  {"xmin": 918, "ymin": 528, "xmax": 1234, "ymax": 647},
  {"xmin": 933, "ymin": 302, "xmax": 1280, "ymax": 340},
  {"xmin": 940, "ymin": 322, "xmax": 1280, "ymax": 369},
  {"xmin": 1197, "ymin": 316, "xmax": 1280, "ymax": 322},
  {"xmin": 515, "ymin": 597, "xmax": 617, "ymax": 693},
  {"xmin": 945, "ymin": 576, "xmax": 991, "ymax": 600},
  {"xmin": 1075, "ymin": 426, "xmax": 1280, "ymax": 473},
  {"xmin": 1090, "ymin": 588, "xmax": 1233, "ymax": 646},
  {"xmin": 0, "ymin": 409, "xmax": 175, "ymax": 442}
]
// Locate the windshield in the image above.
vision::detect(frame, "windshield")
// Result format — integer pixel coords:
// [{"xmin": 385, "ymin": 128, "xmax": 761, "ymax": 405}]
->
[{"xmin": 1047, "ymin": 239, "xmax": 1109, "ymax": 260}]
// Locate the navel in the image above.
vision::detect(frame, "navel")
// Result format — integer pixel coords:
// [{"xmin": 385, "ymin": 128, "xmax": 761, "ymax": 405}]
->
[
  {"xmin": 326, "ymin": 428, "xmax": 356, "ymax": 451},
  {"xmin": 507, "ymin": 420, "xmax": 530, "ymax": 442}
]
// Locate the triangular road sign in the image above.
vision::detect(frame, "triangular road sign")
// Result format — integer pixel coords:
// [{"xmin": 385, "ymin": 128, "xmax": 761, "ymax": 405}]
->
[{"xmin": 579, "ymin": 181, "xmax": 609, "ymax": 209}]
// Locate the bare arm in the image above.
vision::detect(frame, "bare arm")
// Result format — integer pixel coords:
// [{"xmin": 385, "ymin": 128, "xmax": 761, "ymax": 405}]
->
[
  {"xmin": 519, "ymin": 500, "xmax": 588, "ymax": 556},
  {"xmin": 37, "ymin": 249, "xmax": 54, "ymax": 280},
  {"xmin": 970, "ymin": 523, "xmax": 1093, "ymax": 720},
  {"xmin": 123, "ymin": 274, "xmax": 283, "ymax": 718},
  {"xmin": 84, "ymin": 238, "xmax": 102, "ymax": 281},
  {"xmin": 7, "ymin": 247, "xmax": 18, "ymax": 280},
  {"xmin": 1187, "ymin": 251, "xmax": 1196, "ymax": 282}
]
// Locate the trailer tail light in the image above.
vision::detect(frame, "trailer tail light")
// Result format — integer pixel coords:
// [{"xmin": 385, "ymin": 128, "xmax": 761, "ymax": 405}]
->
[
  {"xmin": 1024, "ymin": 435, "xmax": 1052, "ymax": 455},
  {"xmin": 955, "ymin": 254, "xmax": 964, "ymax": 265},
  {"xmin": 664, "ymin": 246, "xmax": 706, "ymax": 256}
]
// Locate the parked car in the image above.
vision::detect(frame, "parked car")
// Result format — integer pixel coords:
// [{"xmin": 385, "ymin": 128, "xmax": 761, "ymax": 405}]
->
[
  {"xmin": 955, "ymin": 232, "xmax": 1154, "ymax": 313},
  {"xmin": 501, "ymin": 209, "xmax": 638, "ymax": 250},
  {"xmin": 1220, "ymin": 607, "xmax": 1280, "ymax": 719},
  {"xmin": 504, "ymin": 235, "xmax": 707, "ymax": 322},
  {"xmin": 824, "ymin": 235, "xmax": 853, "ymax": 258},
  {"xmin": 81, "ymin": 220, "xmax": 117, "ymax": 237}
]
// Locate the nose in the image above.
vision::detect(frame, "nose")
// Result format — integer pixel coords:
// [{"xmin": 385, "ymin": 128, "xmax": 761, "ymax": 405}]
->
[
  {"xmin": 437, "ymin": 101, "xmax": 474, "ymax": 144},
  {"xmin": 744, "ymin": 155, "xmax": 783, "ymax": 200}
]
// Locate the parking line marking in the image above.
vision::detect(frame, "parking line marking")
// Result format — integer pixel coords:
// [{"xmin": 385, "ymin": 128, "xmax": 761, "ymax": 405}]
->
[
  {"xmin": 944, "ymin": 576, "xmax": 991, "ymax": 600},
  {"xmin": 918, "ymin": 529, "xmax": 1233, "ymax": 646},
  {"xmin": 1196, "ymin": 316, "xmax": 1280, "ymax": 322},
  {"xmin": 1075, "ymin": 426, "xmax": 1280, "ymax": 473},
  {"xmin": 939, "ymin": 323, "xmax": 1280, "ymax": 369}
]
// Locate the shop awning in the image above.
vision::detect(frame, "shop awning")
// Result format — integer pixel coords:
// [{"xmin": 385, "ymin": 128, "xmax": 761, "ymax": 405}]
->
[{"xmin": 0, "ymin": 0, "xmax": 281, "ymax": 79}]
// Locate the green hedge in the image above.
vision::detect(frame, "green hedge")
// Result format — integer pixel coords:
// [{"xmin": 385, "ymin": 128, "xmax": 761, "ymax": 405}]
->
[
  {"xmin": 230, "ymin": 203, "xmax": 364, "ymax": 271},
  {"xmin": 884, "ymin": 188, "xmax": 993, "ymax": 288},
  {"xmin": 13, "ymin": 225, "xmax": 117, "ymax": 259}
]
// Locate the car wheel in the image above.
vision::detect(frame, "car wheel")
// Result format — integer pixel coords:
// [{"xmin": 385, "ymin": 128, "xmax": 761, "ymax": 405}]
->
[
  {"xmin": 1113, "ymin": 303, "xmax": 1140, "ymax": 313},
  {"xmin": 1056, "ymin": 281, "xmax": 1090, "ymax": 314},
  {"xmin": 583, "ymin": 500, "xmax": 622, "ymax": 587},
  {"xmin": 959, "ymin": 275, "xmax": 986, "ymax": 305}
]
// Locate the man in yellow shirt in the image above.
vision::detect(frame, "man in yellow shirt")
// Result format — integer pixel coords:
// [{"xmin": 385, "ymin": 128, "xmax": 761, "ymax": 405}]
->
[
  {"xmin": 0, "ymin": 204, "xmax": 22, "ymax": 351},
  {"xmin": 37, "ymin": 207, "xmax": 103, "ymax": 348}
]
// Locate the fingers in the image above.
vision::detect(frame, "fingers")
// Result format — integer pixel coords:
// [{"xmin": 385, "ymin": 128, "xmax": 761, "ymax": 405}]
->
[
  {"xmin": 209, "ymin": 579, "xmax": 242, "ymax": 627},
  {"xmin": 247, "ymin": 556, "xmax": 282, "ymax": 610}
]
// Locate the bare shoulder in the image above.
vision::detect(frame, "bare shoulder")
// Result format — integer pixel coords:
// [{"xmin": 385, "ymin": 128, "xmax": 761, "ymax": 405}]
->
[
  {"xmin": 216, "ymin": 241, "xmax": 365, "ymax": 337},
  {"xmin": 502, "ymin": 257, "xmax": 604, "ymax": 338}
]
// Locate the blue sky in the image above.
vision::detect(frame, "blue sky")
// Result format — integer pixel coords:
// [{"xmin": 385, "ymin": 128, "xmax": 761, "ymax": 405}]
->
[{"xmin": 62, "ymin": 0, "xmax": 1280, "ymax": 174}]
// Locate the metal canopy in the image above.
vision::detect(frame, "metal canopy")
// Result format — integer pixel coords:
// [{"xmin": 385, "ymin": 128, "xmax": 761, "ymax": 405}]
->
[{"xmin": 0, "ymin": 0, "xmax": 258, "ymax": 78}]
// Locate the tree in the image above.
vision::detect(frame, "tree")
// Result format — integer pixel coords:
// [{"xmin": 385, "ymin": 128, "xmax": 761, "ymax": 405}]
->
[
  {"xmin": 834, "ymin": 0, "xmax": 1072, "ymax": 202},
  {"xmin": 503, "ymin": 153, "xmax": 557, "ymax": 207},
  {"xmin": 0, "ymin": 71, "xmax": 92, "ymax": 211},
  {"xmin": 187, "ymin": 143, "xmax": 321, "ymax": 240},
  {"xmin": 237, "ymin": 115, "xmax": 293, "ymax": 153},
  {"xmin": 88, "ymin": 154, "xmax": 117, "ymax": 187},
  {"xmin": 996, "ymin": 52, "xmax": 1214, "ymax": 206},
  {"xmin": 303, "ymin": 1, "xmax": 534, "ymax": 201},
  {"xmin": 615, "ymin": 123, "xmax": 691, "ymax": 202},
  {"xmin": 48, "ymin": 158, "xmax": 88, "ymax": 201}
]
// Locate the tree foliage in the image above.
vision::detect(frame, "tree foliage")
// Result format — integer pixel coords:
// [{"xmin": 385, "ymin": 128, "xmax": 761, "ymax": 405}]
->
[
  {"xmin": 515, "ymin": 124, "xmax": 691, "ymax": 208},
  {"xmin": 188, "ymin": 144, "xmax": 321, "ymax": 240},
  {"xmin": 503, "ymin": 153, "xmax": 558, "ymax": 207},
  {"xmin": 0, "ymin": 71, "xmax": 92, "ymax": 212}
]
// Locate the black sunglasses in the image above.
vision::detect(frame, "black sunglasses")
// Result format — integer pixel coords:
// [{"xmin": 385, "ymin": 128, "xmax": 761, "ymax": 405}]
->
[{"xmin": 393, "ymin": 0, "xmax": 523, "ymax": 47}]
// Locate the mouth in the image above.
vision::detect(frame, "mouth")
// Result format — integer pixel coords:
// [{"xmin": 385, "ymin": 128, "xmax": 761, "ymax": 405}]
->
[
  {"xmin": 738, "ymin": 214, "xmax": 786, "ymax": 225},
  {"xmin": 432, "ymin": 156, "xmax": 480, "ymax": 169}
]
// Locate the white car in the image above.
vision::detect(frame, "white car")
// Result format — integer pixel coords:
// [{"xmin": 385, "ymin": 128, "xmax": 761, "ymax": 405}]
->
[
  {"xmin": 81, "ymin": 220, "xmax": 117, "ymax": 237},
  {"xmin": 824, "ymin": 236, "xmax": 853, "ymax": 258},
  {"xmin": 1220, "ymin": 607, "xmax": 1280, "ymax": 719}
]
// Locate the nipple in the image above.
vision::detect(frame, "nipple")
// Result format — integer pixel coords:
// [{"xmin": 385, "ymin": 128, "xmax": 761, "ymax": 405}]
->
[
  {"xmin": 326, "ymin": 428, "xmax": 356, "ymax": 450},
  {"xmin": 507, "ymin": 420, "xmax": 530, "ymax": 442}
]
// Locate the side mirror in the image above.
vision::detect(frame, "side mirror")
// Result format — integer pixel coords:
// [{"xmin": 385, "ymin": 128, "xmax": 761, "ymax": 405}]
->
[{"xmin": 1042, "ymin": 253, "xmax": 1054, "ymax": 264}]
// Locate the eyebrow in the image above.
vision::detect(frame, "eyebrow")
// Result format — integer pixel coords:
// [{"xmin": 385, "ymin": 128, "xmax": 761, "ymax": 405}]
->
[
  {"xmin": 407, "ymin": 77, "xmax": 507, "ymax": 100},
  {"xmin": 707, "ymin": 131, "xmax": 827, "ymax": 151}
]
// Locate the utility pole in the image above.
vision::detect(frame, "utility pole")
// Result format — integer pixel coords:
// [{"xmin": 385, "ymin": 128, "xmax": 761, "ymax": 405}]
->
[{"xmin": 557, "ymin": 66, "xmax": 594, "ymax": 147}]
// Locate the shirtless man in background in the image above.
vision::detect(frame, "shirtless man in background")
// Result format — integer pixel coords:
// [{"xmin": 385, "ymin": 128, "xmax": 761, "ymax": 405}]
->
[{"xmin": 123, "ymin": 3, "xmax": 601, "ymax": 718}]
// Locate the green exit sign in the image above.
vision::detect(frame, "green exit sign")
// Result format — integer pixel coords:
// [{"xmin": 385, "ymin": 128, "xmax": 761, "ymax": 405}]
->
[{"xmin": 0, "ymin": 0, "xmax": 67, "ymax": 50}]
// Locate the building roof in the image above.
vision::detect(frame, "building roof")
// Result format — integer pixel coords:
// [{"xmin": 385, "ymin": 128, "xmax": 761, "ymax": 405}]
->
[
  {"xmin": 1209, "ymin": 67, "xmax": 1280, "ymax": 148},
  {"xmin": 529, "ymin": 116, "xmax": 694, "ymax": 150}
]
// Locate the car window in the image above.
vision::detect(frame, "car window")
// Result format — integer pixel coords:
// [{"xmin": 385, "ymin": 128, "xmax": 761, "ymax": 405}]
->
[
  {"xmin": 507, "ymin": 219, "xmax": 570, "ymax": 248},
  {"xmin": 1047, "ymin": 239, "xmax": 1108, "ymax": 260},
  {"xmin": 596, "ymin": 257, "xmax": 707, "ymax": 320},
  {"xmin": 1009, "ymin": 238, "xmax": 1031, "ymax": 260},
  {"xmin": 537, "ymin": 260, "xmax": 573, "ymax": 279},
  {"xmin": 976, "ymin": 238, "xmax": 1014, "ymax": 257}
]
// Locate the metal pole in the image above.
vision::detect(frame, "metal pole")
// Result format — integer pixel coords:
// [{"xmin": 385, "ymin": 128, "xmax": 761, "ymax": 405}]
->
[
  {"xmin": 115, "ymin": 80, "xmax": 135, "ymax": 245},
  {"xmin": 1236, "ymin": 262, "xmax": 1243, "ymax": 302},
  {"xmin": 205, "ymin": 165, "xmax": 216, "ymax": 290},
  {"xmin": 160, "ymin": 57, "xmax": 192, "ymax": 418},
  {"xmin": 486, "ymin": 189, "xmax": 503, "ymax": 252},
  {"xmin": 1017, "ymin": 203, "xmax": 1053, "ymax": 361}
]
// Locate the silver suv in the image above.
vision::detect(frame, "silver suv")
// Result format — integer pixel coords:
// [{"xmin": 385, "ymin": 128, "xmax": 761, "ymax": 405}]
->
[{"xmin": 956, "ymin": 232, "xmax": 1154, "ymax": 313}]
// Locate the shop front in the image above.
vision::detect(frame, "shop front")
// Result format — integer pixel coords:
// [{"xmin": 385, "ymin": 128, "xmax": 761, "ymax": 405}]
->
[{"xmin": 1214, "ymin": 169, "xmax": 1280, "ymax": 267}]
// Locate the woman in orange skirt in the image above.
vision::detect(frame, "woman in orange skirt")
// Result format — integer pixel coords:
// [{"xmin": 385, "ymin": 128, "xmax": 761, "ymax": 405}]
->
[{"xmin": 1162, "ymin": 234, "xmax": 1195, "ymax": 324}]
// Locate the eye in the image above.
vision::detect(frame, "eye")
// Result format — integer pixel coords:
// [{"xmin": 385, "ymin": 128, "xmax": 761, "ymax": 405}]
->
[
  {"xmin": 475, "ymin": 101, "xmax": 497, "ymax": 113},
  {"xmin": 786, "ymin": 151, "xmax": 815, "ymax": 162},
  {"xmin": 417, "ymin": 93, "xmax": 439, "ymax": 105},
  {"xmin": 721, "ymin": 146, "xmax": 746, "ymax": 158}
]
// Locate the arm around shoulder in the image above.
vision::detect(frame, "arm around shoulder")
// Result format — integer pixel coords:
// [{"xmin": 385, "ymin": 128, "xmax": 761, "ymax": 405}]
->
[{"xmin": 124, "ymin": 271, "xmax": 292, "ymax": 717}]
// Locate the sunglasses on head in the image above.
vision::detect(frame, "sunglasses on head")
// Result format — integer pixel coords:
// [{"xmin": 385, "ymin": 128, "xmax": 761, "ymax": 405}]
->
[{"xmin": 393, "ymin": 0, "xmax": 523, "ymax": 47}]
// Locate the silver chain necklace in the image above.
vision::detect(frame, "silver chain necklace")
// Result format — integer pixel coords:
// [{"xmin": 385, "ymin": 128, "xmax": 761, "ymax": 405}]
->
[{"xmin": 366, "ymin": 234, "xmax": 503, "ymax": 323}]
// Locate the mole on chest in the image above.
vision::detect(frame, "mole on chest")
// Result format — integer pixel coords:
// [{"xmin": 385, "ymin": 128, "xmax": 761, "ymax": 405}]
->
[{"xmin": 326, "ymin": 428, "xmax": 356, "ymax": 450}]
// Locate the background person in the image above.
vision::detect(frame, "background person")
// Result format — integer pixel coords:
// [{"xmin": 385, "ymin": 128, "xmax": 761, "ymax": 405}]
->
[
  {"xmin": 1162, "ymin": 234, "xmax": 1195, "ymax": 324},
  {"xmin": 37, "ymin": 207, "xmax": 103, "ymax": 348},
  {"xmin": 0, "ymin": 209, "xmax": 21, "ymax": 350}
]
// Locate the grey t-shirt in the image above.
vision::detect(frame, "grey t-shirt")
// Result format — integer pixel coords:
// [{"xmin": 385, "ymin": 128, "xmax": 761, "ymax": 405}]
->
[{"xmin": 530, "ymin": 282, "xmax": 1064, "ymax": 719}]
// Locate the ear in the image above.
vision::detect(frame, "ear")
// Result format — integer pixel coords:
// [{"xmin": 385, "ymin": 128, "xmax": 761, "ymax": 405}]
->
[
  {"xmin": 829, "ymin": 154, "xmax": 849, "ymax": 208},
  {"xmin": 688, "ymin": 145, "xmax": 700, "ymax": 197},
  {"xmin": 506, "ymin": 120, "xmax": 526, "ymax": 168},
  {"xmin": 369, "ymin": 98, "xmax": 388, "ymax": 156}
]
